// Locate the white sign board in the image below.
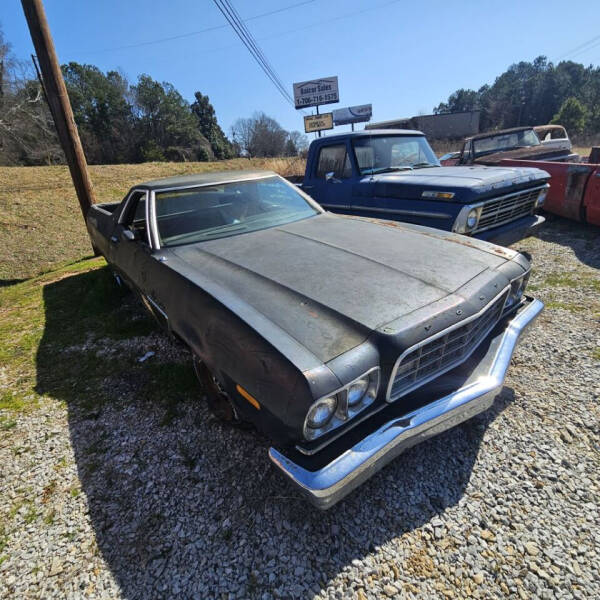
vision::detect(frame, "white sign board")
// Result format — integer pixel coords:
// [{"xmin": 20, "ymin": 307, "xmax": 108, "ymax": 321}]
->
[
  {"xmin": 332, "ymin": 104, "xmax": 372, "ymax": 126},
  {"xmin": 304, "ymin": 113, "xmax": 334, "ymax": 134},
  {"xmin": 293, "ymin": 76, "xmax": 339, "ymax": 109}
]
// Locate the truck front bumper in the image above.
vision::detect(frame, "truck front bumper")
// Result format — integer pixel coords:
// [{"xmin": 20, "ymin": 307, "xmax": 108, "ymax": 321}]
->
[
  {"xmin": 269, "ymin": 297, "xmax": 544, "ymax": 510},
  {"xmin": 474, "ymin": 214, "xmax": 545, "ymax": 247}
]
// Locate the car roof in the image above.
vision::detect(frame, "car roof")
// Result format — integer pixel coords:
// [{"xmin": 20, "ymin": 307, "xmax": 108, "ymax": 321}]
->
[{"xmin": 135, "ymin": 169, "xmax": 278, "ymax": 191}]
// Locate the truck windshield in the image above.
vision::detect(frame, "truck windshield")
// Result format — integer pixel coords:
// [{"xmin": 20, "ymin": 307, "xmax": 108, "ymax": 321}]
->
[
  {"xmin": 352, "ymin": 135, "xmax": 440, "ymax": 175},
  {"xmin": 473, "ymin": 129, "xmax": 540, "ymax": 157},
  {"xmin": 154, "ymin": 176, "xmax": 319, "ymax": 247}
]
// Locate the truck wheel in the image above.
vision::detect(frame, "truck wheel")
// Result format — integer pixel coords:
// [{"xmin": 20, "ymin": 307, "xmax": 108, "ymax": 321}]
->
[{"xmin": 192, "ymin": 355, "xmax": 241, "ymax": 424}]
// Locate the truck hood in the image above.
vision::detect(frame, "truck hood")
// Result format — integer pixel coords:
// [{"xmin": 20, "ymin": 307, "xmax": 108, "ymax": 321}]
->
[
  {"xmin": 169, "ymin": 213, "xmax": 520, "ymax": 365},
  {"xmin": 371, "ymin": 165, "xmax": 549, "ymax": 203}
]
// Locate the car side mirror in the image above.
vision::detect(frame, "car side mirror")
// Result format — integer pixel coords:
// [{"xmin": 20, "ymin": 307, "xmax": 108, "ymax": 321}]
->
[
  {"xmin": 121, "ymin": 229, "xmax": 136, "ymax": 242},
  {"xmin": 325, "ymin": 171, "xmax": 340, "ymax": 184}
]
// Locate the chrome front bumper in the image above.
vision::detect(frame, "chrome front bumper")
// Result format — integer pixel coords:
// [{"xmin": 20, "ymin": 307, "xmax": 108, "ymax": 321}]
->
[{"xmin": 269, "ymin": 298, "xmax": 544, "ymax": 509}]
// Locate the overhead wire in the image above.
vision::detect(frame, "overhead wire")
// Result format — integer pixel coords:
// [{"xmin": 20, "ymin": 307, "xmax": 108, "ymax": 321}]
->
[{"xmin": 212, "ymin": 0, "xmax": 296, "ymax": 108}]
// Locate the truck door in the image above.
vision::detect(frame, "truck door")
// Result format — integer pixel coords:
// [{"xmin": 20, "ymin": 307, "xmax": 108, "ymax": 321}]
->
[{"xmin": 305, "ymin": 143, "xmax": 354, "ymax": 211}]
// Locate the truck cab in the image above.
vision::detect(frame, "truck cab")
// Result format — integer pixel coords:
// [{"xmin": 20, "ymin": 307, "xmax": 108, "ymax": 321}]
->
[{"xmin": 301, "ymin": 130, "xmax": 549, "ymax": 247}]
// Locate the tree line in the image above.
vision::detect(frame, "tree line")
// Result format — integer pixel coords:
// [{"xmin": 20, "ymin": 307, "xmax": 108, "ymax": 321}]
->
[
  {"xmin": 0, "ymin": 27, "xmax": 307, "ymax": 166},
  {"xmin": 434, "ymin": 56, "xmax": 600, "ymax": 138}
]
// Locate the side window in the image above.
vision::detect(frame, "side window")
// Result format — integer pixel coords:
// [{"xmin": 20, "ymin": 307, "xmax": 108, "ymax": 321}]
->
[
  {"xmin": 316, "ymin": 144, "xmax": 352, "ymax": 179},
  {"xmin": 121, "ymin": 191, "xmax": 148, "ymax": 242}
]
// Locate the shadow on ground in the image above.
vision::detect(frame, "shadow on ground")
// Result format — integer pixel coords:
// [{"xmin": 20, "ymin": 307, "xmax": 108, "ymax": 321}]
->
[
  {"xmin": 36, "ymin": 267, "xmax": 515, "ymax": 599},
  {"xmin": 534, "ymin": 214, "xmax": 600, "ymax": 269}
]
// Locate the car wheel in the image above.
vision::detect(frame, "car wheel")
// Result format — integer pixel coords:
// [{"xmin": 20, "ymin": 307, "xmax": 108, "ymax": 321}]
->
[{"xmin": 192, "ymin": 355, "xmax": 242, "ymax": 424}]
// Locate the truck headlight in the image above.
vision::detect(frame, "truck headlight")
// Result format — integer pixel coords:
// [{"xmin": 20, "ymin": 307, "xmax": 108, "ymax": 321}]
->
[
  {"xmin": 466, "ymin": 209, "xmax": 479, "ymax": 229},
  {"xmin": 536, "ymin": 184, "xmax": 549, "ymax": 207},
  {"xmin": 303, "ymin": 367, "xmax": 380, "ymax": 441},
  {"xmin": 453, "ymin": 204, "xmax": 483, "ymax": 234}
]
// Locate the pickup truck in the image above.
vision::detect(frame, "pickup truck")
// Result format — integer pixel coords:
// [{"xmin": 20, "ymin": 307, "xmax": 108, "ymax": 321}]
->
[
  {"xmin": 85, "ymin": 170, "xmax": 543, "ymax": 508},
  {"xmin": 298, "ymin": 130, "xmax": 550, "ymax": 247},
  {"xmin": 452, "ymin": 127, "xmax": 600, "ymax": 226}
]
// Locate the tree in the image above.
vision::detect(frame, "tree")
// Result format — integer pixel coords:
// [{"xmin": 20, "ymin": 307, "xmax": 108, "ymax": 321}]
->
[
  {"xmin": 132, "ymin": 74, "xmax": 212, "ymax": 162},
  {"xmin": 62, "ymin": 62, "xmax": 134, "ymax": 164},
  {"xmin": 551, "ymin": 97, "xmax": 587, "ymax": 134},
  {"xmin": 190, "ymin": 92, "xmax": 234, "ymax": 159},
  {"xmin": 0, "ymin": 26, "xmax": 61, "ymax": 166},
  {"xmin": 231, "ymin": 112, "xmax": 288, "ymax": 157}
]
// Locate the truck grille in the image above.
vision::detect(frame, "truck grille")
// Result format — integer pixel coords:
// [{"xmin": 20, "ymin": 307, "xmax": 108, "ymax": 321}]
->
[
  {"xmin": 474, "ymin": 187, "xmax": 542, "ymax": 233},
  {"xmin": 388, "ymin": 290, "xmax": 509, "ymax": 401}
]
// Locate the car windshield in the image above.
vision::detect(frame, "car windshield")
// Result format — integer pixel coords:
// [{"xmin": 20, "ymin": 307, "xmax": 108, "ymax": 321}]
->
[
  {"xmin": 473, "ymin": 129, "xmax": 540, "ymax": 156},
  {"xmin": 352, "ymin": 135, "xmax": 440, "ymax": 175},
  {"xmin": 154, "ymin": 176, "xmax": 319, "ymax": 247}
]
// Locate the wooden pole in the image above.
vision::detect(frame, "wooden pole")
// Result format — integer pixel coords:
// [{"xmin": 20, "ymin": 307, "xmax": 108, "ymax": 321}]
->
[{"xmin": 21, "ymin": 0, "xmax": 97, "ymax": 226}]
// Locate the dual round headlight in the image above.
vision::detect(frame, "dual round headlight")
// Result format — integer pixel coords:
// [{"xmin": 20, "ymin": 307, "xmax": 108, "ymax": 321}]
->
[
  {"xmin": 306, "ymin": 396, "xmax": 337, "ymax": 429},
  {"xmin": 304, "ymin": 369, "xmax": 380, "ymax": 440}
]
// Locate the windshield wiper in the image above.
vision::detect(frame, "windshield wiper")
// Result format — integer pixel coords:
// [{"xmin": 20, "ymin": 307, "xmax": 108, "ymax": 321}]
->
[
  {"xmin": 367, "ymin": 166, "xmax": 413, "ymax": 175},
  {"xmin": 412, "ymin": 162, "xmax": 437, "ymax": 168}
]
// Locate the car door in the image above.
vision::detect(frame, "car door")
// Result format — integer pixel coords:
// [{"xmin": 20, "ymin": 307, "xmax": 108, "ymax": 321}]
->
[
  {"xmin": 305, "ymin": 143, "xmax": 355, "ymax": 211},
  {"xmin": 110, "ymin": 189, "xmax": 170, "ymax": 331}
]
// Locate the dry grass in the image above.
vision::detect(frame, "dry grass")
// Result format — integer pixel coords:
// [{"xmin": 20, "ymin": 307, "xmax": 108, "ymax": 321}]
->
[{"xmin": 0, "ymin": 158, "xmax": 306, "ymax": 282}]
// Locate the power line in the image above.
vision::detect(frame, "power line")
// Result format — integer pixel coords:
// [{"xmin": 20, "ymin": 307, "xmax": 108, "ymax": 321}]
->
[
  {"xmin": 555, "ymin": 34, "xmax": 600, "ymax": 61},
  {"xmin": 75, "ymin": 0, "xmax": 315, "ymax": 55},
  {"xmin": 212, "ymin": 0, "xmax": 295, "ymax": 108}
]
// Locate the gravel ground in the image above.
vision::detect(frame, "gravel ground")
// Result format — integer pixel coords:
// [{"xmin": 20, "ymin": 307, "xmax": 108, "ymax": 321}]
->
[{"xmin": 1, "ymin": 217, "xmax": 599, "ymax": 599}]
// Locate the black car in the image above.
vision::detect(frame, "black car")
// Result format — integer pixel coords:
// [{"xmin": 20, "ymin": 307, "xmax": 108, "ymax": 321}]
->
[{"xmin": 86, "ymin": 170, "xmax": 544, "ymax": 508}]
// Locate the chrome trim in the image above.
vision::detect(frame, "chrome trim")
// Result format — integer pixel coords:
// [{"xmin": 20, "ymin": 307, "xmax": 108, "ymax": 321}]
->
[
  {"xmin": 386, "ymin": 285, "xmax": 510, "ymax": 402},
  {"xmin": 320, "ymin": 204, "xmax": 451, "ymax": 219},
  {"xmin": 269, "ymin": 298, "xmax": 544, "ymax": 509},
  {"xmin": 141, "ymin": 294, "xmax": 168, "ymax": 322},
  {"xmin": 473, "ymin": 184, "xmax": 547, "ymax": 234},
  {"xmin": 148, "ymin": 190, "xmax": 160, "ymax": 249}
]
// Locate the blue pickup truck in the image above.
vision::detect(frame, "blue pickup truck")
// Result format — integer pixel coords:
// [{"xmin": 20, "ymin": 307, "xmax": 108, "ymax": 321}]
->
[{"xmin": 298, "ymin": 130, "xmax": 549, "ymax": 246}]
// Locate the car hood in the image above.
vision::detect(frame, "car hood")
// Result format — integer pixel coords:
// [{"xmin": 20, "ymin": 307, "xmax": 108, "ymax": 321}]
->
[
  {"xmin": 169, "ymin": 213, "xmax": 518, "ymax": 364},
  {"xmin": 371, "ymin": 165, "xmax": 549, "ymax": 202},
  {"xmin": 473, "ymin": 145, "xmax": 570, "ymax": 165}
]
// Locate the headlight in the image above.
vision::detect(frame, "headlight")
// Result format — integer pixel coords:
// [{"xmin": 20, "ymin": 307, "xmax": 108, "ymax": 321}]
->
[
  {"xmin": 466, "ymin": 209, "xmax": 479, "ymax": 229},
  {"xmin": 303, "ymin": 368, "xmax": 380, "ymax": 441},
  {"xmin": 504, "ymin": 272, "xmax": 530, "ymax": 310},
  {"xmin": 453, "ymin": 204, "xmax": 482, "ymax": 234},
  {"xmin": 536, "ymin": 184, "xmax": 549, "ymax": 207},
  {"xmin": 306, "ymin": 397, "xmax": 337, "ymax": 429},
  {"xmin": 347, "ymin": 377, "xmax": 369, "ymax": 406}
]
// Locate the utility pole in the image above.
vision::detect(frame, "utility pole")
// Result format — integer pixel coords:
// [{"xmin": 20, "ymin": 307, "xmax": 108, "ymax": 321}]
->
[{"xmin": 21, "ymin": 0, "xmax": 97, "ymax": 226}]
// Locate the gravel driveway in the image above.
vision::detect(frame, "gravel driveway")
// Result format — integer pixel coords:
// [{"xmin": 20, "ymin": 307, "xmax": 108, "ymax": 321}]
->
[{"xmin": 1, "ymin": 217, "xmax": 598, "ymax": 599}]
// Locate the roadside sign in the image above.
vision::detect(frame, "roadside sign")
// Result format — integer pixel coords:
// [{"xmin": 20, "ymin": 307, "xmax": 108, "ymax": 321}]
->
[
  {"xmin": 332, "ymin": 104, "xmax": 372, "ymax": 126},
  {"xmin": 304, "ymin": 113, "xmax": 334, "ymax": 134},
  {"xmin": 293, "ymin": 76, "xmax": 339, "ymax": 109}
]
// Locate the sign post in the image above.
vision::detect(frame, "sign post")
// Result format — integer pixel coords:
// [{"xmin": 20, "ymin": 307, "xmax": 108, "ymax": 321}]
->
[{"xmin": 293, "ymin": 76, "xmax": 339, "ymax": 137}]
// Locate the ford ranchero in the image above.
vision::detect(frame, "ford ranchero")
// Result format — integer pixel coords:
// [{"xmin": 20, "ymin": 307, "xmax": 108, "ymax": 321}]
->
[{"xmin": 86, "ymin": 170, "xmax": 543, "ymax": 508}]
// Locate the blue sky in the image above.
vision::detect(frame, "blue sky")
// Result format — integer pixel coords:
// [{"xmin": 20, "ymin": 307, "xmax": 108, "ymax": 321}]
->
[{"xmin": 3, "ymin": 0, "xmax": 600, "ymax": 137}]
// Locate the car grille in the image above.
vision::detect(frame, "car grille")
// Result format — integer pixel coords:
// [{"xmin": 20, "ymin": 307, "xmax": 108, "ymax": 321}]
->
[
  {"xmin": 473, "ymin": 187, "xmax": 542, "ymax": 233},
  {"xmin": 388, "ymin": 290, "xmax": 509, "ymax": 401}
]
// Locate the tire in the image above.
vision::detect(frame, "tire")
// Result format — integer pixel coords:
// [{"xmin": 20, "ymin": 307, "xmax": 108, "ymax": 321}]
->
[{"xmin": 192, "ymin": 355, "xmax": 242, "ymax": 424}]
